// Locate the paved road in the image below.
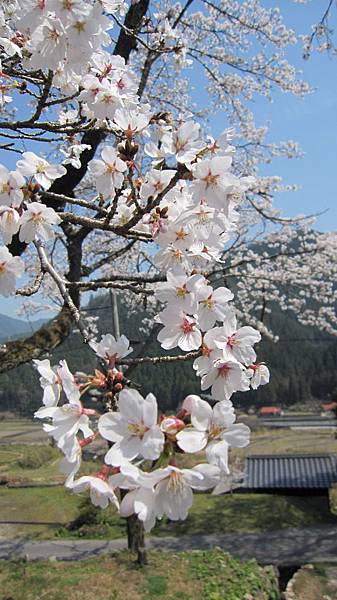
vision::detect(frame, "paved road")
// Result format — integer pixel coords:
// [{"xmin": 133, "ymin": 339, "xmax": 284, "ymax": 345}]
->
[
  {"xmin": 259, "ymin": 417, "xmax": 337, "ymax": 429},
  {"xmin": 2, "ymin": 525, "xmax": 337, "ymax": 565}
]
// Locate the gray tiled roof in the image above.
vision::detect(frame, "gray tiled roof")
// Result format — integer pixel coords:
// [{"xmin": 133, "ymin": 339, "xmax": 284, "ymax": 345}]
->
[{"xmin": 244, "ymin": 453, "xmax": 337, "ymax": 489}]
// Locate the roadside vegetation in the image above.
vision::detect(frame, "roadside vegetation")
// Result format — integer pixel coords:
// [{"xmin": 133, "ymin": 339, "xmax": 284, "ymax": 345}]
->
[{"xmin": 0, "ymin": 549, "xmax": 279, "ymax": 600}]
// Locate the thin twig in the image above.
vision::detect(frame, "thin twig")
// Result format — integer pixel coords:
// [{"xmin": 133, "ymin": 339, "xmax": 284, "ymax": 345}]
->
[
  {"xmin": 33, "ymin": 239, "xmax": 91, "ymax": 343},
  {"xmin": 117, "ymin": 350, "xmax": 201, "ymax": 365}
]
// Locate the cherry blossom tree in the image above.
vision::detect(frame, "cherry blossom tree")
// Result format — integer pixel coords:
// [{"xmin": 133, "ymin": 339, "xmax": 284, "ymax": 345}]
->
[{"xmin": 0, "ymin": 0, "xmax": 336, "ymax": 563}]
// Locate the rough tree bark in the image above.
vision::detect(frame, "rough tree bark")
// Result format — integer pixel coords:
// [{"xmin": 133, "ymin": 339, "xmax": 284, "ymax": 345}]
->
[{"xmin": 127, "ymin": 513, "xmax": 147, "ymax": 566}]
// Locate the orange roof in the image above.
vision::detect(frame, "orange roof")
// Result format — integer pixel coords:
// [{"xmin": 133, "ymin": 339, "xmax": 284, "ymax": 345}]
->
[{"xmin": 259, "ymin": 406, "xmax": 281, "ymax": 415}]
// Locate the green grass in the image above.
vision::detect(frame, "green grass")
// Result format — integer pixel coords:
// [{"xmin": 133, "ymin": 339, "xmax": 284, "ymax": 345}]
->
[
  {"xmin": 2, "ymin": 485, "xmax": 334, "ymax": 541},
  {"xmin": 0, "ymin": 486, "xmax": 82, "ymax": 538},
  {"xmin": 2, "ymin": 430, "xmax": 337, "ymax": 540},
  {"xmin": 153, "ymin": 493, "xmax": 337, "ymax": 537},
  {"xmin": 245, "ymin": 428, "xmax": 337, "ymax": 455},
  {"xmin": 0, "ymin": 550, "xmax": 279, "ymax": 600},
  {"xmin": 55, "ymin": 491, "xmax": 337, "ymax": 541},
  {"xmin": 0, "ymin": 443, "xmax": 101, "ymax": 483}
]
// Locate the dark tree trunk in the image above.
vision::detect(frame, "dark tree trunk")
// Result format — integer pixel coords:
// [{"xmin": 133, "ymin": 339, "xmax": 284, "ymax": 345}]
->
[{"xmin": 126, "ymin": 514, "xmax": 147, "ymax": 566}]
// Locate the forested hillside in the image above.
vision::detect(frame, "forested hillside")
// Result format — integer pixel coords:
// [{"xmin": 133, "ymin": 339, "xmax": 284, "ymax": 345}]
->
[{"xmin": 1, "ymin": 293, "xmax": 337, "ymax": 415}]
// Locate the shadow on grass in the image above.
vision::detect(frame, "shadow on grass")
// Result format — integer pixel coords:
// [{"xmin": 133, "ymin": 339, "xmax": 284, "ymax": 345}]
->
[{"xmin": 153, "ymin": 493, "xmax": 337, "ymax": 537}]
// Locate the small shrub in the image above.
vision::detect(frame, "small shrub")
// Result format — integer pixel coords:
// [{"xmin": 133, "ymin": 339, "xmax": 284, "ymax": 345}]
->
[{"xmin": 64, "ymin": 496, "xmax": 125, "ymax": 538}]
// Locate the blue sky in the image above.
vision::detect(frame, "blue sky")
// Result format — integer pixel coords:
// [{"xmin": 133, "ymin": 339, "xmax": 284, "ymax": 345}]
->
[
  {"xmin": 252, "ymin": 2, "xmax": 337, "ymax": 230},
  {"xmin": 203, "ymin": 0, "xmax": 337, "ymax": 230},
  {"xmin": 0, "ymin": 0, "xmax": 336, "ymax": 320}
]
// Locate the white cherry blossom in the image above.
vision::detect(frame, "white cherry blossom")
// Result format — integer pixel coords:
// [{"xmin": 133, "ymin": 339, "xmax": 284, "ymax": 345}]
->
[
  {"xmin": 0, "ymin": 166, "xmax": 25, "ymax": 207},
  {"xmin": 113, "ymin": 106, "xmax": 151, "ymax": 136},
  {"xmin": 57, "ymin": 359, "xmax": 81, "ymax": 403},
  {"xmin": 16, "ymin": 152, "xmax": 66, "ymax": 190},
  {"xmin": 91, "ymin": 84, "xmax": 123, "ymax": 120},
  {"xmin": 33, "ymin": 358, "xmax": 80, "ymax": 407},
  {"xmin": 35, "ymin": 396, "xmax": 94, "ymax": 459},
  {"xmin": 19, "ymin": 202, "xmax": 61, "ymax": 243},
  {"xmin": 193, "ymin": 327, "xmax": 228, "ymax": 377},
  {"xmin": 89, "ymin": 333, "xmax": 132, "ymax": 367},
  {"xmin": 68, "ymin": 473, "xmax": 119, "ymax": 509},
  {"xmin": 247, "ymin": 363, "xmax": 270, "ymax": 389},
  {"xmin": 0, "ymin": 245, "xmax": 24, "ymax": 296},
  {"xmin": 155, "ymin": 272, "xmax": 205, "ymax": 314},
  {"xmin": 99, "ymin": 388, "xmax": 165, "ymax": 464},
  {"xmin": 28, "ymin": 17, "xmax": 68, "ymax": 71},
  {"xmin": 214, "ymin": 320, "xmax": 261, "ymax": 365},
  {"xmin": 176, "ymin": 399, "xmax": 250, "ymax": 472},
  {"xmin": 33, "ymin": 359, "xmax": 60, "ymax": 407},
  {"xmin": 201, "ymin": 356, "xmax": 250, "ymax": 401},
  {"xmin": 0, "ymin": 207, "xmax": 20, "ymax": 244},
  {"xmin": 61, "ymin": 143, "xmax": 91, "ymax": 169},
  {"xmin": 172, "ymin": 121, "xmax": 204, "ymax": 164},
  {"xmin": 157, "ymin": 308, "xmax": 202, "ymax": 351},
  {"xmin": 153, "ymin": 464, "xmax": 217, "ymax": 521},
  {"xmin": 120, "ymin": 486, "xmax": 157, "ymax": 532},
  {"xmin": 140, "ymin": 169, "xmax": 176, "ymax": 201},
  {"xmin": 88, "ymin": 146, "xmax": 127, "ymax": 198},
  {"xmin": 190, "ymin": 156, "xmax": 237, "ymax": 212},
  {"xmin": 153, "ymin": 245, "xmax": 190, "ymax": 274},
  {"xmin": 197, "ymin": 285, "xmax": 234, "ymax": 331},
  {"xmin": 113, "ymin": 465, "xmax": 161, "ymax": 532}
]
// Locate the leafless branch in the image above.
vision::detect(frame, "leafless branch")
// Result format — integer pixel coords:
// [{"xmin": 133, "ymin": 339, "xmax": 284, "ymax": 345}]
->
[
  {"xmin": 34, "ymin": 240, "xmax": 91, "ymax": 343},
  {"xmin": 15, "ymin": 272, "xmax": 44, "ymax": 297}
]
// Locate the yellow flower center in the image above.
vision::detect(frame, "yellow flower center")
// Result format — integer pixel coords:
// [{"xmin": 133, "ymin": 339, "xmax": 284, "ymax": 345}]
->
[
  {"xmin": 176, "ymin": 286, "xmax": 187, "ymax": 297},
  {"xmin": 128, "ymin": 422, "xmax": 148, "ymax": 439},
  {"xmin": 36, "ymin": 162, "xmax": 46, "ymax": 174},
  {"xmin": 201, "ymin": 296, "xmax": 214, "ymax": 310},
  {"xmin": 208, "ymin": 424, "xmax": 224, "ymax": 440},
  {"xmin": 1, "ymin": 183, "xmax": 11, "ymax": 194},
  {"xmin": 73, "ymin": 21, "xmax": 86, "ymax": 33},
  {"xmin": 175, "ymin": 228, "xmax": 188, "ymax": 240}
]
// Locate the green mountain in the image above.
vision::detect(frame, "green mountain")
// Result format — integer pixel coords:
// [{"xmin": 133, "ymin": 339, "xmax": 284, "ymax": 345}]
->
[{"xmin": 0, "ymin": 294, "xmax": 337, "ymax": 415}]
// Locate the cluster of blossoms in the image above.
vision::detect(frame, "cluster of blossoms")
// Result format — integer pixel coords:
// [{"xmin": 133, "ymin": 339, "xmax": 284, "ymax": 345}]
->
[
  {"xmin": 0, "ymin": 0, "xmax": 270, "ymax": 529},
  {"xmin": 34, "ymin": 343, "xmax": 254, "ymax": 529},
  {"xmin": 0, "ymin": 153, "xmax": 66, "ymax": 294}
]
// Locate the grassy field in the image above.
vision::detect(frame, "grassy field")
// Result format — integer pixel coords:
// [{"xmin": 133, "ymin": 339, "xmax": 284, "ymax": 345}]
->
[
  {"xmin": 0, "ymin": 549, "xmax": 279, "ymax": 600},
  {"xmin": 246, "ymin": 427, "xmax": 337, "ymax": 455},
  {"xmin": 0, "ymin": 418, "xmax": 49, "ymax": 443},
  {"xmin": 61, "ymin": 491, "xmax": 337, "ymax": 540},
  {"xmin": 0, "ymin": 444, "xmax": 64, "ymax": 483},
  {"xmin": 0, "ymin": 486, "xmax": 82, "ymax": 538},
  {"xmin": 0, "ymin": 443, "xmax": 100, "ymax": 484},
  {"xmin": 1, "ymin": 422, "xmax": 337, "ymax": 540},
  {"xmin": 0, "ymin": 484, "xmax": 335, "ymax": 541}
]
